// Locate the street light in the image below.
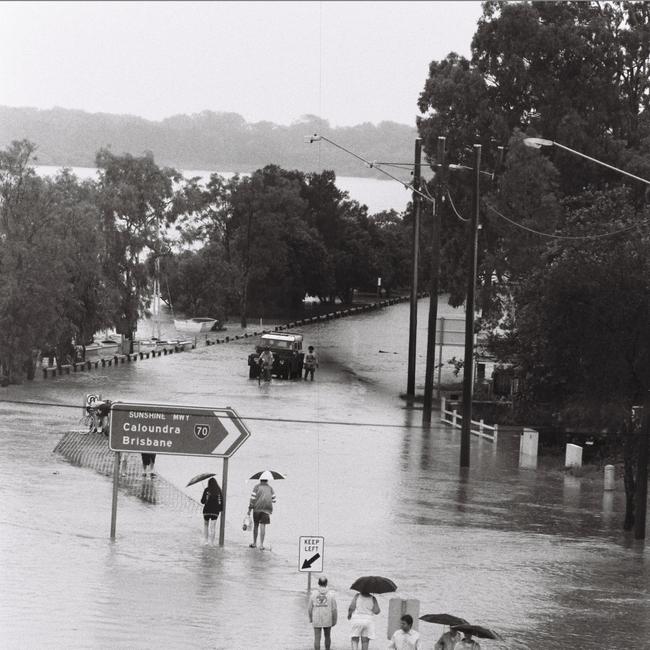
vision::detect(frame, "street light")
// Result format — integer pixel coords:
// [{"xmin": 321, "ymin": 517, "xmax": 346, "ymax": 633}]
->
[
  {"xmin": 523, "ymin": 137, "xmax": 650, "ymax": 187},
  {"xmin": 525, "ymin": 135, "xmax": 650, "ymax": 541}
]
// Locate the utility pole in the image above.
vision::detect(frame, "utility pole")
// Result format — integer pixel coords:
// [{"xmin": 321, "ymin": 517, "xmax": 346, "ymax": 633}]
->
[
  {"xmin": 423, "ymin": 137, "xmax": 446, "ymax": 424},
  {"xmin": 460, "ymin": 145, "xmax": 481, "ymax": 468},
  {"xmin": 634, "ymin": 388, "xmax": 650, "ymax": 539},
  {"xmin": 406, "ymin": 139, "xmax": 422, "ymax": 398}
]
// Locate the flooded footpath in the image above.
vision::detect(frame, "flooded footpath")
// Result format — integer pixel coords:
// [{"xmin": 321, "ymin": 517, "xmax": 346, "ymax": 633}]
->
[{"xmin": 0, "ymin": 299, "xmax": 648, "ymax": 649}]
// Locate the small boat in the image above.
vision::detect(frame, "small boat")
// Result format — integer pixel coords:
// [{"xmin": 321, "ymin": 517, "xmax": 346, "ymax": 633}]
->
[
  {"xmin": 84, "ymin": 339, "xmax": 119, "ymax": 360},
  {"xmin": 173, "ymin": 317, "xmax": 219, "ymax": 333}
]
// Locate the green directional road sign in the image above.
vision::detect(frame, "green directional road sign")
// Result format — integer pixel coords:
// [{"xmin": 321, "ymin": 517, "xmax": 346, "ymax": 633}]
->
[{"xmin": 109, "ymin": 402, "xmax": 251, "ymax": 458}]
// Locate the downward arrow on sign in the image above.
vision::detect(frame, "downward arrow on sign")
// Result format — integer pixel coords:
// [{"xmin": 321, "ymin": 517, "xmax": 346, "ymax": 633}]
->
[{"xmin": 302, "ymin": 552, "xmax": 321, "ymax": 569}]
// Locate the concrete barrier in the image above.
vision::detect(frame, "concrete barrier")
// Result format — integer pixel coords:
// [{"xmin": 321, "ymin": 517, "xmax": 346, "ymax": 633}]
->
[
  {"xmin": 519, "ymin": 428, "xmax": 539, "ymax": 469},
  {"xmin": 565, "ymin": 443, "xmax": 583, "ymax": 468}
]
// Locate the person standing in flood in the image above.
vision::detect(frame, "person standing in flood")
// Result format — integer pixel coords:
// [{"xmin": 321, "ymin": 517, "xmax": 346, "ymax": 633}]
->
[
  {"xmin": 433, "ymin": 627, "xmax": 462, "ymax": 650},
  {"xmin": 201, "ymin": 477, "xmax": 223, "ymax": 545},
  {"xmin": 247, "ymin": 473, "xmax": 276, "ymax": 549},
  {"xmin": 307, "ymin": 575, "xmax": 337, "ymax": 650},
  {"xmin": 303, "ymin": 346, "xmax": 319, "ymax": 381},
  {"xmin": 141, "ymin": 453, "xmax": 156, "ymax": 478},
  {"xmin": 348, "ymin": 591, "xmax": 380, "ymax": 650}
]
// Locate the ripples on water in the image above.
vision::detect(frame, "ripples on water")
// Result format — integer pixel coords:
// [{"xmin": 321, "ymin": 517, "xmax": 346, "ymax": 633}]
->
[{"xmin": 1, "ymin": 301, "xmax": 649, "ymax": 648}]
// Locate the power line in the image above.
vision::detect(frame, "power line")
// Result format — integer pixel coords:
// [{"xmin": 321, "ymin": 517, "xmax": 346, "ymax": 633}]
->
[
  {"xmin": 484, "ymin": 201, "xmax": 643, "ymax": 240},
  {"xmin": 0, "ymin": 398, "xmax": 431, "ymax": 431},
  {"xmin": 445, "ymin": 188, "xmax": 470, "ymax": 223}
]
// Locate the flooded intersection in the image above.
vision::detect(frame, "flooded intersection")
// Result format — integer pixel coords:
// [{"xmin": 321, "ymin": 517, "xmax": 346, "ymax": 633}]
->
[{"xmin": 1, "ymin": 301, "xmax": 648, "ymax": 649}]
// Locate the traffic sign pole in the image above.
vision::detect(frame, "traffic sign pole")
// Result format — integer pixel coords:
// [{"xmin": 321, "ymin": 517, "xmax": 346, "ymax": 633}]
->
[
  {"xmin": 110, "ymin": 451, "xmax": 120, "ymax": 540},
  {"xmin": 219, "ymin": 457, "xmax": 229, "ymax": 547},
  {"xmin": 106, "ymin": 402, "xmax": 250, "ymax": 541}
]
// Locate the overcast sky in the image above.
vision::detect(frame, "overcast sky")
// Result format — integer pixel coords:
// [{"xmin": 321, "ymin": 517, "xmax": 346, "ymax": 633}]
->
[{"xmin": 2, "ymin": 1, "xmax": 483, "ymax": 127}]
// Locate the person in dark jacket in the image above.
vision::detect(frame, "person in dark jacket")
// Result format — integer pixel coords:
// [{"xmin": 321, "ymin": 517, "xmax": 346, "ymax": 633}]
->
[{"xmin": 201, "ymin": 477, "xmax": 223, "ymax": 545}]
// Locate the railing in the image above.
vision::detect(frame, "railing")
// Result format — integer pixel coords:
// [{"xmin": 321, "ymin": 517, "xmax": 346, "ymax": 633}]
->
[{"xmin": 440, "ymin": 397, "xmax": 499, "ymax": 443}]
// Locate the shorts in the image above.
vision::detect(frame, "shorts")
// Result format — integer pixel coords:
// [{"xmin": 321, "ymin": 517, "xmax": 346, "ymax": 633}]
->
[
  {"xmin": 253, "ymin": 511, "xmax": 271, "ymax": 525},
  {"xmin": 141, "ymin": 453, "xmax": 156, "ymax": 465},
  {"xmin": 203, "ymin": 512, "xmax": 221, "ymax": 522},
  {"xmin": 350, "ymin": 618, "xmax": 375, "ymax": 639}
]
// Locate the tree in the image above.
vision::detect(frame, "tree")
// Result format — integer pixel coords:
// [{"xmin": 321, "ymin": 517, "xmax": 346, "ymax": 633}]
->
[
  {"xmin": 95, "ymin": 150, "xmax": 183, "ymax": 349},
  {"xmin": 0, "ymin": 141, "xmax": 70, "ymax": 381}
]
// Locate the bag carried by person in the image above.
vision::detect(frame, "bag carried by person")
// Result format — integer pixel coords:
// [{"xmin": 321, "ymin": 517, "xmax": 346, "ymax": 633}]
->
[{"xmin": 242, "ymin": 513, "xmax": 252, "ymax": 531}]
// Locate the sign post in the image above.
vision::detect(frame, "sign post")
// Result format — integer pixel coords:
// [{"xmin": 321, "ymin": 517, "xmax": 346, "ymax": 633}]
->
[{"xmin": 108, "ymin": 402, "xmax": 251, "ymax": 542}]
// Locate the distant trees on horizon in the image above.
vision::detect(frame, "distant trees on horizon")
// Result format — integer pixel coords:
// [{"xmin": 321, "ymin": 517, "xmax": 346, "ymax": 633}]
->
[{"xmin": 0, "ymin": 106, "xmax": 417, "ymax": 179}]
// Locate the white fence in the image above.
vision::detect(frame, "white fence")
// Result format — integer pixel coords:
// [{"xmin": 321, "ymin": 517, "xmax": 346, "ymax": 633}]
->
[{"xmin": 440, "ymin": 396, "xmax": 499, "ymax": 443}]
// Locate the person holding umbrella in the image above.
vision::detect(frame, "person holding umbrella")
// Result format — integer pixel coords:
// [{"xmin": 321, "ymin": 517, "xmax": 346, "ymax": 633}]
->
[
  {"xmin": 347, "ymin": 590, "xmax": 380, "ymax": 650},
  {"xmin": 247, "ymin": 470, "xmax": 278, "ymax": 549},
  {"xmin": 433, "ymin": 628, "xmax": 463, "ymax": 650},
  {"xmin": 347, "ymin": 576, "xmax": 395, "ymax": 650},
  {"xmin": 454, "ymin": 630, "xmax": 481, "ymax": 649},
  {"xmin": 419, "ymin": 614, "xmax": 467, "ymax": 650},
  {"xmin": 201, "ymin": 477, "xmax": 223, "ymax": 545}
]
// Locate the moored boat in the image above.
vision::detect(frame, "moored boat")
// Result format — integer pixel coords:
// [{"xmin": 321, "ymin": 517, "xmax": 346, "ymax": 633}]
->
[{"xmin": 173, "ymin": 317, "xmax": 219, "ymax": 333}]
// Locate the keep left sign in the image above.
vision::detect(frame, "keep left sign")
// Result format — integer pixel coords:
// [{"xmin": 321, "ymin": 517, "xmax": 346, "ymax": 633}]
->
[{"xmin": 299, "ymin": 536, "xmax": 324, "ymax": 572}]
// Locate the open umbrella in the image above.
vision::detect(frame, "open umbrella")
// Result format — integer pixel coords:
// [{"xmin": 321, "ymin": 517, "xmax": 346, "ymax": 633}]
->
[
  {"xmin": 249, "ymin": 470, "xmax": 285, "ymax": 480},
  {"xmin": 350, "ymin": 576, "xmax": 397, "ymax": 594},
  {"xmin": 186, "ymin": 472, "xmax": 215, "ymax": 487},
  {"xmin": 420, "ymin": 614, "xmax": 469, "ymax": 627},
  {"xmin": 452, "ymin": 624, "xmax": 503, "ymax": 640}
]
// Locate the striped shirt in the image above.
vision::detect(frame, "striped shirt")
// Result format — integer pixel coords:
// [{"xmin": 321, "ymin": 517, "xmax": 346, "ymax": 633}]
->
[{"xmin": 249, "ymin": 482, "xmax": 276, "ymax": 514}]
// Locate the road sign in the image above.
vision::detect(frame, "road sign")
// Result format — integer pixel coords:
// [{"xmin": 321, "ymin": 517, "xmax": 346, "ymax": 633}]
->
[
  {"xmin": 299, "ymin": 536, "xmax": 324, "ymax": 572},
  {"xmin": 84, "ymin": 393, "xmax": 102, "ymax": 415},
  {"xmin": 108, "ymin": 402, "xmax": 251, "ymax": 458}
]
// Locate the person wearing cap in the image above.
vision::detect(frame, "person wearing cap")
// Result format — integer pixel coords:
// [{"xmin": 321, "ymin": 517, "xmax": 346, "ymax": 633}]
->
[
  {"xmin": 388, "ymin": 614, "xmax": 421, "ymax": 650},
  {"xmin": 247, "ymin": 471, "xmax": 276, "ymax": 549},
  {"xmin": 303, "ymin": 345, "xmax": 319, "ymax": 381},
  {"xmin": 307, "ymin": 575, "xmax": 337, "ymax": 650}
]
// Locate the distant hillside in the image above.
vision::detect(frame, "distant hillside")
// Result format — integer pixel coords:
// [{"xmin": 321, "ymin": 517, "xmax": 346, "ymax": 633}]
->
[{"xmin": 0, "ymin": 106, "xmax": 418, "ymax": 179}]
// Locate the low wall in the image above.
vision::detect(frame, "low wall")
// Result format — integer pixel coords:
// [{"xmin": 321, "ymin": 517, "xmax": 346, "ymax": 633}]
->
[{"xmin": 39, "ymin": 292, "xmax": 429, "ymax": 380}]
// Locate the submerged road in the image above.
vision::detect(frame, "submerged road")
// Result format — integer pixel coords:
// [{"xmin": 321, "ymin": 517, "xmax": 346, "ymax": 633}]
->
[{"xmin": 0, "ymin": 300, "xmax": 648, "ymax": 649}]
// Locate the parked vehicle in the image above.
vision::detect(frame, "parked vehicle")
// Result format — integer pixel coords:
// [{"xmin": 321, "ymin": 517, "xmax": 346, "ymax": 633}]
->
[{"xmin": 248, "ymin": 333, "xmax": 304, "ymax": 380}]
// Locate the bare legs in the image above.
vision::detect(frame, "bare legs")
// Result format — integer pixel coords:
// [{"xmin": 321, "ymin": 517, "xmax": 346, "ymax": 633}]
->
[
  {"xmin": 314, "ymin": 627, "xmax": 331, "ymax": 650},
  {"xmin": 252, "ymin": 521, "xmax": 267, "ymax": 548},
  {"xmin": 203, "ymin": 517, "xmax": 218, "ymax": 544}
]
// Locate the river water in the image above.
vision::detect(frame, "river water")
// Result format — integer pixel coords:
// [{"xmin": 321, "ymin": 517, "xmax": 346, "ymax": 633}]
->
[
  {"xmin": 0, "ymin": 300, "xmax": 648, "ymax": 649},
  {"xmin": 34, "ymin": 166, "xmax": 413, "ymax": 216}
]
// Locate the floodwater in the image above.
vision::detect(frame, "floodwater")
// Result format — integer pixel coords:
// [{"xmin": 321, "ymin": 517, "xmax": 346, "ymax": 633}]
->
[{"xmin": 0, "ymin": 300, "xmax": 648, "ymax": 649}]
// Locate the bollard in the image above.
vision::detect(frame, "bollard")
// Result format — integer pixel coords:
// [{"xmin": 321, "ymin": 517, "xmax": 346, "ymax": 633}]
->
[
  {"xmin": 604, "ymin": 464, "xmax": 615, "ymax": 491},
  {"xmin": 519, "ymin": 428, "xmax": 539, "ymax": 469},
  {"xmin": 565, "ymin": 443, "xmax": 583, "ymax": 468}
]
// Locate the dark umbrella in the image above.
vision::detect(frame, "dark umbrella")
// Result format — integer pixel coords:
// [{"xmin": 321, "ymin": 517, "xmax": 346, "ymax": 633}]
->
[
  {"xmin": 420, "ymin": 614, "xmax": 469, "ymax": 627},
  {"xmin": 249, "ymin": 470, "xmax": 285, "ymax": 480},
  {"xmin": 186, "ymin": 472, "xmax": 215, "ymax": 487},
  {"xmin": 350, "ymin": 576, "xmax": 397, "ymax": 594},
  {"xmin": 452, "ymin": 624, "xmax": 503, "ymax": 640}
]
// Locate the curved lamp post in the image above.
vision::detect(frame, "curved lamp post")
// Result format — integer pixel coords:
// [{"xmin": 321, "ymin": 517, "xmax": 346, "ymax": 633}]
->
[{"xmin": 523, "ymin": 137, "xmax": 650, "ymax": 187}]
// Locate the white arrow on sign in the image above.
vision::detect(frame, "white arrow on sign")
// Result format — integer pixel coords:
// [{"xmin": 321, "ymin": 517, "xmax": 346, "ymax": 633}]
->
[{"xmin": 211, "ymin": 410, "xmax": 250, "ymax": 455}]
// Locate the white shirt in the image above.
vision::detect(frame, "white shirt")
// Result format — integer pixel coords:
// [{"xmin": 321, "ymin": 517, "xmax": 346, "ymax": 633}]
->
[{"xmin": 388, "ymin": 628, "xmax": 421, "ymax": 650}]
